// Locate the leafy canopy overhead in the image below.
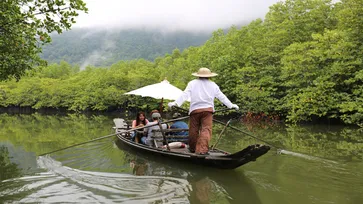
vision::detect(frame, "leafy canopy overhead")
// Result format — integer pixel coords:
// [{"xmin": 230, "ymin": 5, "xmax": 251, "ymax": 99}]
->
[{"xmin": 0, "ymin": 0, "xmax": 87, "ymax": 81}]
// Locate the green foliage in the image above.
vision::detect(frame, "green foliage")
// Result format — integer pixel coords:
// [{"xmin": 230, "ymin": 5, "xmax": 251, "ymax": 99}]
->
[
  {"xmin": 0, "ymin": 0, "xmax": 87, "ymax": 81},
  {"xmin": 281, "ymin": 27, "xmax": 363, "ymax": 124},
  {"xmin": 33, "ymin": 60, "xmax": 77, "ymax": 79},
  {"xmin": 1, "ymin": 0, "xmax": 363, "ymax": 125},
  {"xmin": 0, "ymin": 59, "xmax": 172, "ymax": 111}
]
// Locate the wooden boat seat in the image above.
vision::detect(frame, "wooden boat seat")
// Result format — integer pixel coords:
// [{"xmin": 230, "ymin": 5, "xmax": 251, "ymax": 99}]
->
[
  {"xmin": 113, "ymin": 118, "xmax": 129, "ymax": 136},
  {"xmin": 113, "ymin": 118, "xmax": 127, "ymax": 129},
  {"xmin": 152, "ymin": 129, "xmax": 189, "ymax": 133},
  {"xmin": 113, "ymin": 119, "xmax": 189, "ymax": 145},
  {"xmin": 151, "ymin": 129, "xmax": 189, "ymax": 144}
]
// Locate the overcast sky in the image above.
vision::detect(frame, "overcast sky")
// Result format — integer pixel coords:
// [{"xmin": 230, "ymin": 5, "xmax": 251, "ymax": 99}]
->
[{"xmin": 75, "ymin": 0, "xmax": 282, "ymax": 32}]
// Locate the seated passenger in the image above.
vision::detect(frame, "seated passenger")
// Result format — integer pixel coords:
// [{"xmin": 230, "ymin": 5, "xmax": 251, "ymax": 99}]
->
[
  {"xmin": 149, "ymin": 109, "xmax": 159, "ymax": 122},
  {"xmin": 131, "ymin": 112, "xmax": 149, "ymax": 142},
  {"xmin": 149, "ymin": 109, "xmax": 168, "ymax": 126},
  {"xmin": 169, "ymin": 112, "xmax": 189, "ymax": 143},
  {"xmin": 142, "ymin": 112, "xmax": 168, "ymax": 146},
  {"xmin": 170, "ymin": 113, "xmax": 188, "ymax": 135}
]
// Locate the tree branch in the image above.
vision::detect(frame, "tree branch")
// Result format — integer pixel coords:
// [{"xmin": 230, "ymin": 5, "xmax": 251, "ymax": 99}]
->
[{"xmin": 33, "ymin": 6, "xmax": 70, "ymax": 16}]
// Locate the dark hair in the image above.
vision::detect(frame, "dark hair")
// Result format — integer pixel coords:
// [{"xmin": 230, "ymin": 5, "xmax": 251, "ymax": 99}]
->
[{"xmin": 135, "ymin": 112, "xmax": 147, "ymax": 126}]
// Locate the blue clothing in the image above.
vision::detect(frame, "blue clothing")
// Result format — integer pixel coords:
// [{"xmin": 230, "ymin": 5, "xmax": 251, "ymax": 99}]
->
[
  {"xmin": 141, "ymin": 136, "xmax": 147, "ymax": 145},
  {"xmin": 170, "ymin": 121, "xmax": 188, "ymax": 143},
  {"xmin": 130, "ymin": 131, "xmax": 136, "ymax": 141},
  {"xmin": 170, "ymin": 121, "xmax": 189, "ymax": 136}
]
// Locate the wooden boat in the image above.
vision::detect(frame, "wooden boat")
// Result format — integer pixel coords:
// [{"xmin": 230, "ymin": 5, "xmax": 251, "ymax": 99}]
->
[{"xmin": 113, "ymin": 118, "xmax": 270, "ymax": 169}]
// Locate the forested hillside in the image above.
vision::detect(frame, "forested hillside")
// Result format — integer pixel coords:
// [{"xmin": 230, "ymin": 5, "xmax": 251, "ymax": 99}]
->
[
  {"xmin": 40, "ymin": 28, "xmax": 211, "ymax": 67},
  {"xmin": 1, "ymin": 0, "xmax": 363, "ymax": 126}
]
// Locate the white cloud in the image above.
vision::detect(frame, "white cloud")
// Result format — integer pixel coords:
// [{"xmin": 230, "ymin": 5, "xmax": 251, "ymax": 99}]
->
[{"xmin": 75, "ymin": 0, "xmax": 281, "ymax": 32}]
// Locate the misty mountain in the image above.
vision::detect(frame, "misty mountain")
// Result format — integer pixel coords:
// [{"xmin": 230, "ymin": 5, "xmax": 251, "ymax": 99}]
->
[{"xmin": 40, "ymin": 28, "xmax": 211, "ymax": 67}]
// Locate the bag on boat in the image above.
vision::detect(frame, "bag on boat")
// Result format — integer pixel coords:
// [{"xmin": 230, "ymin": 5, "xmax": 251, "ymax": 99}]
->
[{"xmin": 162, "ymin": 142, "xmax": 186, "ymax": 149}]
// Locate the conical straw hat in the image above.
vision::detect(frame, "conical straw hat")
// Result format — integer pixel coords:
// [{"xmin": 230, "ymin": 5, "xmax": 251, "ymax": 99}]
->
[{"xmin": 191, "ymin": 67, "xmax": 218, "ymax": 77}]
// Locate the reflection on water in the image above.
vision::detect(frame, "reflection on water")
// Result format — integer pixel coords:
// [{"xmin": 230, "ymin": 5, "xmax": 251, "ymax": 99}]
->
[
  {"xmin": 116, "ymin": 139, "xmax": 262, "ymax": 204},
  {"xmin": 0, "ymin": 147, "xmax": 260, "ymax": 204},
  {"xmin": 0, "ymin": 138, "xmax": 262, "ymax": 203},
  {"xmin": 0, "ymin": 113, "xmax": 363, "ymax": 203},
  {"xmin": 0, "ymin": 145, "xmax": 22, "ymax": 181},
  {"xmin": 124, "ymin": 152, "xmax": 263, "ymax": 204}
]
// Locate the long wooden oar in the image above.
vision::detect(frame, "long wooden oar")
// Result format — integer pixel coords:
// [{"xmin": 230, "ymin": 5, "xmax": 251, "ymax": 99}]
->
[
  {"xmin": 211, "ymin": 119, "xmax": 231, "ymax": 150},
  {"xmin": 172, "ymin": 106, "xmax": 235, "ymax": 115},
  {"xmin": 172, "ymin": 107, "xmax": 339, "ymax": 162},
  {"xmin": 39, "ymin": 116, "xmax": 190, "ymax": 156},
  {"xmin": 171, "ymin": 106, "xmax": 280, "ymax": 149},
  {"xmin": 39, "ymin": 126, "xmax": 145, "ymax": 156},
  {"xmin": 212, "ymin": 118, "xmax": 280, "ymax": 149},
  {"xmin": 158, "ymin": 120, "xmax": 170, "ymax": 151}
]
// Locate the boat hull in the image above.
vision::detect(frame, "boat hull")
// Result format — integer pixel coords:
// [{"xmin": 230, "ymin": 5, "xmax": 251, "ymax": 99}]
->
[{"xmin": 115, "ymin": 133, "xmax": 270, "ymax": 169}]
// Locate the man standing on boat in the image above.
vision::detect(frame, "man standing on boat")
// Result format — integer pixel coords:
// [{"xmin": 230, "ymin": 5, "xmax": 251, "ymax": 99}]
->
[{"xmin": 168, "ymin": 67, "xmax": 239, "ymax": 155}]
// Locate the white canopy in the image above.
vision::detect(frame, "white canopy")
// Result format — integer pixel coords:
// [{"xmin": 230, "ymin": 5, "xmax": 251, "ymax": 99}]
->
[{"xmin": 124, "ymin": 79, "xmax": 187, "ymax": 101}]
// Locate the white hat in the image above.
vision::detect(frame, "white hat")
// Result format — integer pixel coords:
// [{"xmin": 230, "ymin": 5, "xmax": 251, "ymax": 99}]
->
[
  {"xmin": 172, "ymin": 112, "xmax": 181, "ymax": 119},
  {"xmin": 192, "ymin": 67, "xmax": 218, "ymax": 78},
  {"xmin": 152, "ymin": 112, "xmax": 161, "ymax": 118}
]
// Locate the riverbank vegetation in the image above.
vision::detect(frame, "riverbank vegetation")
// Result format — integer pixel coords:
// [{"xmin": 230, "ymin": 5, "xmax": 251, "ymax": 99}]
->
[
  {"xmin": 0, "ymin": 113, "xmax": 362, "ymax": 161},
  {"xmin": 1, "ymin": 0, "xmax": 362, "ymax": 126}
]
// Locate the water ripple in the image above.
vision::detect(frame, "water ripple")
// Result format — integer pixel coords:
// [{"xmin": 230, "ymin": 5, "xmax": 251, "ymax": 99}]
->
[{"xmin": 2, "ymin": 155, "xmax": 191, "ymax": 203}]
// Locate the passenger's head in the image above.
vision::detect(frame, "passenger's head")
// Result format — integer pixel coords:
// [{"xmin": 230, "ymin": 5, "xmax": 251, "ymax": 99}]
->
[
  {"xmin": 136, "ymin": 112, "xmax": 146, "ymax": 125},
  {"xmin": 151, "ymin": 112, "xmax": 161, "ymax": 121},
  {"xmin": 172, "ymin": 112, "xmax": 181, "ymax": 119},
  {"xmin": 150, "ymin": 109, "xmax": 159, "ymax": 121}
]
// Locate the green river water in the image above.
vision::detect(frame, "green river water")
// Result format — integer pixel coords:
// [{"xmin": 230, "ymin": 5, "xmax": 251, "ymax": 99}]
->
[{"xmin": 0, "ymin": 113, "xmax": 362, "ymax": 203}]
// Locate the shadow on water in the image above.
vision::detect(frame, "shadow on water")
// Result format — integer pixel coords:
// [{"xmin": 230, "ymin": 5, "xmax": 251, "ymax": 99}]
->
[{"xmin": 115, "ymin": 139, "xmax": 262, "ymax": 204}]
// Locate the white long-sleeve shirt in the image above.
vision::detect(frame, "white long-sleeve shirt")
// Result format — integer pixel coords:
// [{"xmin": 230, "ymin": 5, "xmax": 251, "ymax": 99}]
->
[{"xmin": 175, "ymin": 78, "xmax": 233, "ymax": 114}]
